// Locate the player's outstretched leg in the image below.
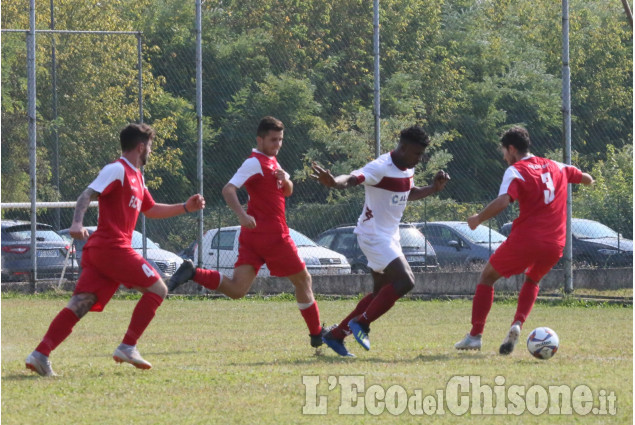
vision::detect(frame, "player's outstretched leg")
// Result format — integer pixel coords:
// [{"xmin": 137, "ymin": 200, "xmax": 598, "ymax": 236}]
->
[
  {"xmin": 168, "ymin": 260, "xmax": 196, "ymax": 292},
  {"xmin": 113, "ymin": 344, "xmax": 152, "ymax": 369},
  {"xmin": 499, "ymin": 321, "xmax": 522, "ymax": 355},
  {"xmin": 348, "ymin": 318, "xmax": 371, "ymax": 351},
  {"xmin": 454, "ymin": 334, "xmax": 482, "ymax": 351},
  {"xmin": 25, "ymin": 351, "xmax": 58, "ymax": 376}
]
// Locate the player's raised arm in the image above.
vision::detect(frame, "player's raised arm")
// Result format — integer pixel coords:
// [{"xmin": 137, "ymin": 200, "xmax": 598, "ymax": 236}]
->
[
  {"xmin": 408, "ymin": 170, "xmax": 450, "ymax": 201},
  {"xmin": 143, "ymin": 194, "xmax": 205, "ymax": 219},
  {"xmin": 311, "ymin": 162, "xmax": 360, "ymax": 190}
]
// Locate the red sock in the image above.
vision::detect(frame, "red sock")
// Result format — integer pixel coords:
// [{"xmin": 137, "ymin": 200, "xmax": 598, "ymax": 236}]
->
[
  {"xmin": 35, "ymin": 307, "xmax": 80, "ymax": 356},
  {"xmin": 356, "ymin": 284, "xmax": 401, "ymax": 326},
  {"xmin": 514, "ymin": 281, "xmax": 540, "ymax": 326},
  {"xmin": 470, "ymin": 284, "xmax": 494, "ymax": 336},
  {"xmin": 330, "ymin": 293, "xmax": 375, "ymax": 339},
  {"xmin": 194, "ymin": 268, "xmax": 221, "ymax": 290},
  {"xmin": 299, "ymin": 301, "xmax": 321, "ymax": 336},
  {"xmin": 122, "ymin": 292, "xmax": 163, "ymax": 346}
]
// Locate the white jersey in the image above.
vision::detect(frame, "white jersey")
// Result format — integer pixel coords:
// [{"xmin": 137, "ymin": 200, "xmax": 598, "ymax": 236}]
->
[{"xmin": 352, "ymin": 152, "xmax": 414, "ymax": 239}]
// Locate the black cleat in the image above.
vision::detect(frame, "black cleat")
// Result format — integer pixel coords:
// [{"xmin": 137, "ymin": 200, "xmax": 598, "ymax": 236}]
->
[
  {"xmin": 310, "ymin": 324, "xmax": 335, "ymax": 348},
  {"xmin": 168, "ymin": 260, "xmax": 196, "ymax": 292}
]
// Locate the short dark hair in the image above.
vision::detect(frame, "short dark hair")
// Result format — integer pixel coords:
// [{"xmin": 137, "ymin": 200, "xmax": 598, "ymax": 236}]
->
[
  {"xmin": 120, "ymin": 123, "xmax": 155, "ymax": 152},
  {"xmin": 399, "ymin": 125, "xmax": 430, "ymax": 148},
  {"xmin": 500, "ymin": 126, "xmax": 531, "ymax": 154},
  {"xmin": 257, "ymin": 116, "xmax": 284, "ymax": 137}
]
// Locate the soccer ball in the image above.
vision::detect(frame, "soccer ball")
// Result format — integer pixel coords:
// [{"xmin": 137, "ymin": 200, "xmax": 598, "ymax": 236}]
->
[{"xmin": 526, "ymin": 327, "xmax": 559, "ymax": 360}]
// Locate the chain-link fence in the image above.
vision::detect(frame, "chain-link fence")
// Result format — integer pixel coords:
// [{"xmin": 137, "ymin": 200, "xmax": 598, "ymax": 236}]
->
[{"xmin": 1, "ymin": 0, "xmax": 632, "ymax": 285}]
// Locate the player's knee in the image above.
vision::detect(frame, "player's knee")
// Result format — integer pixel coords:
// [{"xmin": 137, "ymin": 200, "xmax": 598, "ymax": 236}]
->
[{"xmin": 148, "ymin": 279, "xmax": 168, "ymax": 299}]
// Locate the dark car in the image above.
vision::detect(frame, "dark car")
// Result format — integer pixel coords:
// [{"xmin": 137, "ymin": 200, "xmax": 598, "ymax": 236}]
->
[
  {"xmin": 314, "ymin": 224, "xmax": 437, "ymax": 273},
  {"xmin": 1, "ymin": 220, "xmax": 77, "ymax": 281},
  {"xmin": 59, "ymin": 227, "xmax": 184, "ymax": 279},
  {"xmin": 500, "ymin": 218, "xmax": 633, "ymax": 267},
  {"xmin": 415, "ymin": 221, "xmax": 506, "ymax": 268}
]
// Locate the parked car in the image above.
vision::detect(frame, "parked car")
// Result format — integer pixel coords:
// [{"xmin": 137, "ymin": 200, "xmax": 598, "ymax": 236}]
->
[
  {"xmin": 415, "ymin": 221, "xmax": 506, "ymax": 268},
  {"xmin": 1, "ymin": 220, "xmax": 78, "ymax": 281},
  {"xmin": 58, "ymin": 227, "xmax": 183, "ymax": 279},
  {"xmin": 188, "ymin": 226, "xmax": 351, "ymax": 277},
  {"xmin": 314, "ymin": 224, "xmax": 437, "ymax": 274},
  {"xmin": 500, "ymin": 218, "xmax": 633, "ymax": 267}
]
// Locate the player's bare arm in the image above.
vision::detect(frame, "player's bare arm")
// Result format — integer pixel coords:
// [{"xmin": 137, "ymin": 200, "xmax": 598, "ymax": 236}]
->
[
  {"xmin": 311, "ymin": 162, "xmax": 360, "ymax": 190},
  {"xmin": 275, "ymin": 168, "xmax": 293, "ymax": 197},
  {"xmin": 408, "ymin": 170, "xmax": 450, "ymax": 201},
  {"xmin": 467, "ymin": 194, "xmax": 512, "ymax": 230},
  {"xmin": 144, "ymin": 194, "xmax": 206, "ymax": 219},
  {"xmin": 69, "ymin": 187, "xmax": 100, "ymax": 240},
  {"xmin": 222, "ymin": 183, "xmax": 257, "ymax": 229},
  {"xmin": 581, "ymin": 173, "xmax": 594, "ymax": 185}
]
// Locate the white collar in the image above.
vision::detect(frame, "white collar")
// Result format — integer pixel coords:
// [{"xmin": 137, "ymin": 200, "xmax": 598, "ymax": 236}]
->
[{"xmin": 120, "ymin": 156, "xmax": 138, "ymax": 171}]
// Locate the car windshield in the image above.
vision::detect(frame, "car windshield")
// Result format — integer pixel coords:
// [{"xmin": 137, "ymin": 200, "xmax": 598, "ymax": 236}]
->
[
  {"xmin": 289, "ymin": 229, "xmax": 317, "ymax": 247},
  {"xmin": 572, "ymin": 220, "xmax": 618, "ymax": 239},
  {"xmin": 399, "ymin": 227, "xmax": 428, "ymax": 249},
  {"xmin": 131, "ymin": 231, "xmax": 160, "ymax": 249},
  {"xmin": 450, "ymin": 223, "xmax": 507, "ymax": 243}
]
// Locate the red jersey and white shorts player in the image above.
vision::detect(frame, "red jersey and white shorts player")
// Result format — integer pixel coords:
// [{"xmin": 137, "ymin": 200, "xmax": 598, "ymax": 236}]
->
[
  {"xmin": 227, "ymin": 149, "xmax": 305, "ymax": 277},
  {"xmin": 351, "ymin": 152, "xmax": 414, "ymax": 272},
  {"xmin": 73, "ymin": 157, "xmax": 158, "ymax": 312},
  {"xmin": 489, "ymin": 156, "xmax": 583, "ymax": 282}
]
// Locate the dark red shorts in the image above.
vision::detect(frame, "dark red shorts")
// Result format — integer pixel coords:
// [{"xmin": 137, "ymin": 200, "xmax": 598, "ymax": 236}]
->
[
  {"xmin": 235, "ymin": 231, "xmax": 305, "ymax": 277},
  {"xmin": 489, "ymin": 236, "xmax": 563, "ymax": 283},
  {"xmin": 73, "ymin": 246, "xmax": 160, "ymax": 312}
]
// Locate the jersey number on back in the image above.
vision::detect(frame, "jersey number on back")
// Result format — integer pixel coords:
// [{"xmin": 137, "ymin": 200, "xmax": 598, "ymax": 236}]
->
[{"xmin": 541, "ymin": 172, "xmax": 555, "ymax": 204}]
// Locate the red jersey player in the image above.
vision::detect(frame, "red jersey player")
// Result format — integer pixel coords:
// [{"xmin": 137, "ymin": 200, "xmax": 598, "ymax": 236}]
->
[
  {"xmin": 168, "ymin": 116, "xmax": 325, "ymax": 349},
  {"xmin": 454, "ymin": 126, "xmax": 593, "ymax": 354},
  {"xmin": 26, "ymin": 123, "xmax": 205, "ymax": 376}
]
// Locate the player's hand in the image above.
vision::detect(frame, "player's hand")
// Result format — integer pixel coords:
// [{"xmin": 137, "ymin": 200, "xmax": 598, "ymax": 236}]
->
[
  {"xmin": 467, "ymin": 214, "xmax": 480, "ymax": 230},
  {"xmin": 432, "ymin": 170, "xmax": 450, "ymax": 192},
  {"xmin": 275, "ymin": 168, "xmax": 289, "ymax": 186},
  {"xmin": 185, "ymin": 194, "xmax": 205, "ymax": 212},
  {"xmin": 310, "ymin": 162, "xmax": 336, "ymax": 188},
  {"xmin": 69, "ymin": 223, "xmax": 90, "ymax": 240},
  {"xmin": 239, "ymin": 214, "xmax": 257, "ymax": 229}
]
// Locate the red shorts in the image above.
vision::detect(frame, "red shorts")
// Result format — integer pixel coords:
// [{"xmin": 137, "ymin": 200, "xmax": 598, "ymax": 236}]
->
[
  {"xmin": 235, "ymin": 231, "xmax": 305, "ymax": 277},
  {"xmin": 489, "ymin": 236, "xmax": 563, "ymax": 283},
  {"xmin": 73, "ymin": 245, "xmax": 160, "ymax": 312}
]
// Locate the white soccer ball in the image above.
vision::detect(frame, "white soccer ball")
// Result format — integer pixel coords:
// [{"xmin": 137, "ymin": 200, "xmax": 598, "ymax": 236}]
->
[{"xmin": 526, "ymin": 327, "xmax": 559, "ymax": 360}]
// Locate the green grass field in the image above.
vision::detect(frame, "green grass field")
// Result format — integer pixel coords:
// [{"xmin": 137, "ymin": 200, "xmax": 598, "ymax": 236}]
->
[{"xmin": 2, "ymin": 294, "xmax": 632, "ymax": 424}]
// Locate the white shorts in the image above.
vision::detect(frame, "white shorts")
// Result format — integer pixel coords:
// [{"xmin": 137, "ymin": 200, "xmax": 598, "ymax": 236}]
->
[{"xmin": 357, "ymin": 233, "xmax": 403, "ymax": 273}]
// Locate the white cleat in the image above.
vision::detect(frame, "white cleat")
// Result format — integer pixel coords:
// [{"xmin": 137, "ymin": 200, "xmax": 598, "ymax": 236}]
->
[
  {"xmin": 455, "ymin": 333, "xmax": 482, "ymax": 351},
  {"xmin": 499, "ymin": 322, "xmax": 522, "ymax": 355},
  {"xmin": 113, "ymin": 344, "xmax": 152, "ymax": 370},
  {"xmin": 25, "ymin": 351, "xmax": 58, "ymax": 377}
]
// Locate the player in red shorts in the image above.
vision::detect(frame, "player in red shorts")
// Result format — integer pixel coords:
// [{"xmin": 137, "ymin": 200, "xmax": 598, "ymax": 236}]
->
[
  {"xmin": 25, "ymin": 123, "xmax": 205, "ymax": 376},
  {"xmin": 454, "ymin": 126, "xmax": 593, "ymax": 354},
  {"xmin": 168, "ymin": 116, "xmax": 325, "ymax": 349}
]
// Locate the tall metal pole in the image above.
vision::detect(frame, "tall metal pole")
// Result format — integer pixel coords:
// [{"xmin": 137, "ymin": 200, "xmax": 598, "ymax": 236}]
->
[
  {"xmin": 620, "ymin": 0, "xmax": 633, "ymax": 29},
  {"xmin": 137, "ymin": 32, "xmax": 148, "ymax": 259},
  {"xmin": 196, "ymin": 0, "xmax": 204, "ymax": 268},
  {"xmin": 562, "ymin": 0, "xmax": 573, "ymax": 293},
  {"xmin": 50, "ymin": 0, "xmax": 61, "ymax": 230},
  {"xmin": 373, "ymin": 0, "xmax": 381, "ymax": 157},
  {"xmin": 28, "ymin": 0, "xmax": 38, "ymax": 289}
]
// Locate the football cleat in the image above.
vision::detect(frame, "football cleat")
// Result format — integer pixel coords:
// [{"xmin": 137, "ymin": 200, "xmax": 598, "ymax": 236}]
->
[
  {"xmin": 348, "ymin": 319, "xmax": 370, "ymax": 351},
  {"xmin": 25, "ymin": 351, "xmax": 58, "ymax": 377},
  {"xmin": 113, "ymin": 344, "xmax": 152, "ymax": 370},
  {"xmin": 322, "ymin": 330, "xmax": 355, "ymax": 357},
  {"xmin": 168, "ymin": 260, "xmax": 196, "ymax": 292},
  {"xmin": 454, "ymin": 333, "xmax": 482, "ymax": 351},
  {"xmin": 499, "ymin": 322, "xmax": 521, "ymax": 355},
  {"xmin": 310, "ymin": 324, "xmax": 336, "ymax": 348}
]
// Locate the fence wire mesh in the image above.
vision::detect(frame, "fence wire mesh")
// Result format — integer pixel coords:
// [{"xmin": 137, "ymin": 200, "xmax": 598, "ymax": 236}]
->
[{"xmin": 1, "ymin": 0, "xmax": 632, "ymax": 284}]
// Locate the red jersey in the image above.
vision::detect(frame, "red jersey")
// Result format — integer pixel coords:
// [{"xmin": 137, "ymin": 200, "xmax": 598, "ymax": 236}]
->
[
  {"xmin": 228, "ymin": 149, "xmax": 289, "ymax": 234},
  {"xmin": 85, "ymin": 157, "xmax": 156, "ymax": 249},
  {"xmin": 500, "ymin": 156, "xmax": 582, "ymax": 247}
]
